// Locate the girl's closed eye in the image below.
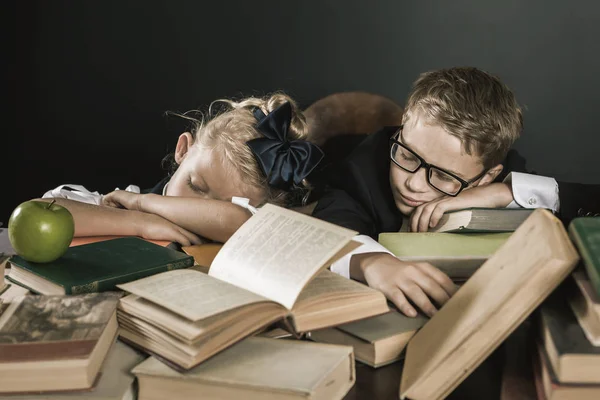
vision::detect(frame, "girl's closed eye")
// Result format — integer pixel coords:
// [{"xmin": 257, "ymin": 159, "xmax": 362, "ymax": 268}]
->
[{"xmin": 186, "ymin": 176, "xmax": 206, "ymax": 194}]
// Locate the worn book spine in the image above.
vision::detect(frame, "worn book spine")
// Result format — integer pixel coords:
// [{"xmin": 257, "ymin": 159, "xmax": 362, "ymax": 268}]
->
[
  {"xmin": 569, "ymin": 218, "xmax": 600, "ymax": 296},
  {"xmin": 68, "ymin": 258, "xmax": 194, "ymax": 294}
]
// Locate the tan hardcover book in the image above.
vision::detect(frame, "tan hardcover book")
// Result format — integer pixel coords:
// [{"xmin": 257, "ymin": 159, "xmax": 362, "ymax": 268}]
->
[
  {"xmin": 0, "ymin": 253, "xmax": 8, "ymax": 295},
  {"xmin": 0, "ymin": 278, "xmax": 30, "ymax": 305},
  {"xmin": 533, "ymin": 340, "xmax": 600, "ymax": 400},
  {"xmin": 378, "ymin": 232, "xmax": 511, "ymax": 279},
  {"xmin": 429, "ymin": 207, "xmax": 534, "ymax": 233},
  {"xmin": 567, "ymin": 269, "xmax": 600, "ymax": 346},
  {"xmin": 117, "ymin": 204, "xmax": 388, "ymax": 370},
  {"xmin": 133, "ymin": 337, "xmax": 355, "ymax": 400},
  {"xmin": 309, "ymin": 309, "xmax": 428, "ymax": 368},
  {"xmin": 0, "ymin": 340, "xmax": 147, "ymax": 400},
  {"xmin": 539, "ymin": 291, "xmax": 600, "ymax": 384},
  {"xmin": 399, "ymin": 209, "xmax": 580, "ymax": 400},
  {"xmin": 0, "ymin": 293, "xmax": 121, "ymax": 394}
]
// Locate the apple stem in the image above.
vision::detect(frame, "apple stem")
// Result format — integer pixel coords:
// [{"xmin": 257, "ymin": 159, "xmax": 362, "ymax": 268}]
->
[{"xmin": 47, "ymin": 199, "xmax": 56, "ymax": 209}]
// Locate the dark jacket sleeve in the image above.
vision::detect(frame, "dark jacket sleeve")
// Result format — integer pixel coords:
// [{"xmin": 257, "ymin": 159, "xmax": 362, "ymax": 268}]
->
[
  {"xmin": 311, "ymin": 188, "xmax": 378, "ymax": 238},
  {"xmin": 497, "ymin": 149, "xmax": 600, "ymax": 225},
  {"xmin": 555, "ymin": 181, "xmax": 600, "ymax": 224}
]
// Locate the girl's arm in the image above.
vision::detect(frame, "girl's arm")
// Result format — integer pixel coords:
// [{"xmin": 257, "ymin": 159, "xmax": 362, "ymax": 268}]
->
[
  {"xmin": 34, "ymin": 198, "xmax": 202, "ymax": 245},
  {"xmin": 102, "ymin": 191, "xmax": 252, "ymax": 243},
  {"xmin": 138, "ymin": 194, "xmax": 252, "ymax": 243}
]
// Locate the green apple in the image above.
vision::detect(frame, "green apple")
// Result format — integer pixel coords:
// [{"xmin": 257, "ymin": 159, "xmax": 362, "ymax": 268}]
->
[{"xmin": 8, "ymin": 200, "xmax": 75, "ymax": 263}]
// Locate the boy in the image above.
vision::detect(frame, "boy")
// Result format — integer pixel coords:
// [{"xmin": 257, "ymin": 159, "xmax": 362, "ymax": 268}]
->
[{"xmin": 313, "ymin": 67, "xmax": 600, "ymax": 318}]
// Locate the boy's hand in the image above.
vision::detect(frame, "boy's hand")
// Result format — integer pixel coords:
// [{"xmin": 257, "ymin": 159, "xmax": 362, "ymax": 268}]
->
[
  {"xmin": 410, "ymin": 182, "xmax": 514, "ymax": 232},
  {"xmin": 351, "ymin": 252, "xmax": 457, "ymax": 317},
  {"xmin": 134, "ymin": 212, "xmax": 203, "ymax": 246},
  {"xmin": 103, "ymin": 190, "xmax": 145, "ymax": 211}
]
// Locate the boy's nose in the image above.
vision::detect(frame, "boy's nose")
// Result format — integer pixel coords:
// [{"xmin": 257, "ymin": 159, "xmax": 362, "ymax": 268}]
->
[{"xmin": 405, "ymin": 167, "xmax": 429, "ymax": 192}]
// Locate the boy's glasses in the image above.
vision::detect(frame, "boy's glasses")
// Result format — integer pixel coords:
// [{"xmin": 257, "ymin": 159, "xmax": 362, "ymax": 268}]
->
[{"xmin": 389, "ymin": 128, "xmax": 488, "ymax": 197}]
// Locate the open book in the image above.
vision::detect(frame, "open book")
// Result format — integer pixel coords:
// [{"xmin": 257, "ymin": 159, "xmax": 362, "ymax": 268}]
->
[{"xmin": 117, "ymin": 204, "xmax": 389, "ymax": 370}]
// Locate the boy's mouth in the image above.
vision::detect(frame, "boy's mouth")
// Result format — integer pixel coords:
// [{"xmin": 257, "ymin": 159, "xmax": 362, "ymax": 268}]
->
[{"xmin": 399, "ymin": 192, "xmax": 424, "ymax": 208}]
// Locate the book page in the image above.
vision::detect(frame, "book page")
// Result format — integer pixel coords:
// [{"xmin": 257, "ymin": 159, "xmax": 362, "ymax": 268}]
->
[
  {"xmin": 295, "ymin": 270, "xmax": 377, "ymax": 304},
  {"xmin": 209, "ymin": 204, "xmax": 357, "ymax": 310},
  {"xmin": 117, "ymin": 270, "xmax": 270, "ymax": 321}
]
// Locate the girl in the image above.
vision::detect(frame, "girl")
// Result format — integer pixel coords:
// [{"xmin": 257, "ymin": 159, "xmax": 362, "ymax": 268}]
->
[{"xmin": 37, "ymin": 93, "xmax": 324, "ymax": 246}]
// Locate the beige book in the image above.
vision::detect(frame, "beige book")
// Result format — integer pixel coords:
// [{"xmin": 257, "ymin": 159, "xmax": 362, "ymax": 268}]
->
[
  {"xmin": 0, "ymin": 340, "xmax": 146, "ymax": 400},
  {"xmin": 133, "ymin": 337, "xmax": 355, "ymax": 400},
  {"xmin": 309, "ymin": 310, "xmax": 428, "ymax": 368},
  {"xmin": 378, "ymin": 232, "xmax": 511, "ymax": 279},
  {"xmin": 399, "ymin": 209, "xmax": 580, "ymax": 400},
  {"xmin": 117, "ymin": 204, "xmax": 388, "ymax": 370},
  {"xmin": 567, "ymin": 269, "xmax": 600, "ymax": 346},
  {"xmin": 429, "ymin": 207, "xmax": 534, "ymax": 233}
]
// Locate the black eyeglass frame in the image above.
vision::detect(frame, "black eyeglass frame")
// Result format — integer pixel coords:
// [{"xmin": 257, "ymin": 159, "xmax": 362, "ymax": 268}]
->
[{"xmin": 389, "ymin": 126, "xmax": 488, "ymax": 197}]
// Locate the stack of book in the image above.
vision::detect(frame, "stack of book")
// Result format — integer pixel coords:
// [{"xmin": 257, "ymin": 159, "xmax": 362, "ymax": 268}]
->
[
  {"xmin": 531, "ymin": 216, "xmax": 600, "ymax": 400},
  {"xmin": 3, "ymin": 205, "xmax": 593, "ymax": 400},
  {"xmin": 114, "ymin": 204, "xmax": 388, "ymax": 399},
  {"xmin": 398, "ymin": 209, "xmax": 579, "ymax": 399},
  {"xmin": 0, "ymin": 206, "xmax": 383, "ymax": 400},
  {"xmin": 379, "ymin": 207, "xmax": 534, "ymax": 281}
]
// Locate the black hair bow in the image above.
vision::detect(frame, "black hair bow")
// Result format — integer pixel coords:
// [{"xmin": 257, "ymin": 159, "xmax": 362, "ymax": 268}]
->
[{"xmin": 247, "ymin": 102, "xmax": 324, "ymax": 191}]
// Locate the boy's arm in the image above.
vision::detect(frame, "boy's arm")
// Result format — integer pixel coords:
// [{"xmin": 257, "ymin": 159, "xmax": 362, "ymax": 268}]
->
[
  {"xmin": 410, "ymin": 172, "xmax": 560, "ymax": 232},
  {"xmin": 349, "ymin": 251, "xmax": 457, "ymax": 318},
  {"xmin": 503, "ymin": 172, "xmax": 559, "ymax": 211},
  {"xmin": 104, "ymin": 191, "xmax": 252, "ymax": 243},
  {"xmin": 33, "ymin": 198, "xmax": 202, "ymax": 246},
  {"xmin": 328, "ymin": 235, "xmax": 456, "ymax": 317}
]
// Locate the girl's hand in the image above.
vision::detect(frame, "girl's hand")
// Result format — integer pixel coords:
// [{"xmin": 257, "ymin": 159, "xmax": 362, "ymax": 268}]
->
[
  {"xmin": 134, "ymin": 212, "xmax": 203, "ymax": 246},
  {"xmin": 409, "ymin": 182, "xmax": 514, "ymax": 232},
  {"xmin": 103, "ymin": 190, "xmax": 145, "ymax": 211}
]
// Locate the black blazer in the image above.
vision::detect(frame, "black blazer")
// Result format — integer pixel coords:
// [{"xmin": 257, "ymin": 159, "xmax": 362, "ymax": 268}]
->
[{"xmin": 312, "ymin": 127, "xmax": 600, "ymax": 238}]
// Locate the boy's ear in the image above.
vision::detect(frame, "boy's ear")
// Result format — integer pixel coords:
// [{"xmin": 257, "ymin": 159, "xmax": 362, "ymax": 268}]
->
[
  {"xmin": 476, "ymin": 164, "xmax": 504, "ymax": 186},
  {"xmin": 174, "ymin": 132, "xmax": 194, "ymax": 164}
]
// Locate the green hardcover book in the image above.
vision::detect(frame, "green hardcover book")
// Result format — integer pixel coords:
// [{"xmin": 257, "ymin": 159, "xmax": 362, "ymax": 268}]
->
[
  {"xmin": 378, "ymin": 232, "xmax": 512, "ymax": 279},
  {"xmin": 429, "ymin": 207, "xmax": 535, "ymax": 233},
  {"xmin": 7, "ymin": 237, "xmax": 193, "ymax": 295},
  {"xmin": 569, "ymin": 217, "xmax": 600, "ymax": 296}
]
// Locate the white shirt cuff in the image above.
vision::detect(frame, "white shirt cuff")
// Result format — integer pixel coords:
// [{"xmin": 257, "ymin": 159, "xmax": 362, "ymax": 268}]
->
[
  {"xmin": 330, "ymin": 235, "xmax": 393, "ymax": 279},
  {"xmin": 42, "ymin": 184, "xmax": 141, "ymax": 205},
  {"xmin": 503, "ymin": 172, "xmax": 560, "ymax": 212}
]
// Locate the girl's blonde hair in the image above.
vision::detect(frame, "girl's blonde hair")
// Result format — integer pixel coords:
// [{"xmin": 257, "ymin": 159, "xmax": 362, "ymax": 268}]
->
[{"xmin": 166, "ymin": 93, "xmax": 312, "ymax": 206}]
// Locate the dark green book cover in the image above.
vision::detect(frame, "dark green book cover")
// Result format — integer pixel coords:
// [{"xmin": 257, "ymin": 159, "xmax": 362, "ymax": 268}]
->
[
  {"xmin": 569, "ymin": 217, "xmax": 600, "ymax": 296},
  {"xmin": 8, "ymin": 237, "xmax": 194, "ymax": 294}
]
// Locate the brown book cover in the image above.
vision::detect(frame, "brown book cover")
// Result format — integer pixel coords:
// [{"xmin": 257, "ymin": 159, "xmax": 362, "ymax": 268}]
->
[{"xmin": 0, "ymin": 293, "xmax": 121, "ymax": 393}]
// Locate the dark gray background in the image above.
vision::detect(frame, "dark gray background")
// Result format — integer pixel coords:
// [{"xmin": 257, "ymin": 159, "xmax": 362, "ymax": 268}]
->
[{"xmin": 8, "ymin": 0, "xmax": 600, "ymax": 222}]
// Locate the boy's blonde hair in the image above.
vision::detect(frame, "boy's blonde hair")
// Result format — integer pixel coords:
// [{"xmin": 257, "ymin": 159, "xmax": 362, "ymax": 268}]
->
[
  {"xmin": 402, "ymin": 67, "xmax": 523, "ymax": 168},
  {"xmin": 169, "ymin": 93, "xmax": 311, "ymax": 206}
]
